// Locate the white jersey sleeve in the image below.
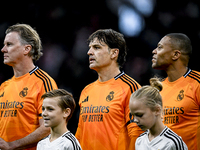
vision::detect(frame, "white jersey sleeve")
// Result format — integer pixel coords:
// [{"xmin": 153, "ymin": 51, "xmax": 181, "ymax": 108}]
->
[
  {"xmin": 37, "ymin": 131, "xmax": 82, "ymax": 150},
  {"xmin": 135, "ymin": 127, "xmax": 188, "ymax": 150}
]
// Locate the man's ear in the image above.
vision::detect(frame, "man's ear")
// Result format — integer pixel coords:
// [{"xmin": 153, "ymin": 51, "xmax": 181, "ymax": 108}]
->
[
  {"xmin": 110, "ymin": 48, "xmax": 119, "ymax": 59},
  {"xmin": 24, "ymin": 45, "xmax": 32, "ymax": 55},
  {"xmin": 172, "ymin": 50, "xmax": 181, "ymax": 61}
]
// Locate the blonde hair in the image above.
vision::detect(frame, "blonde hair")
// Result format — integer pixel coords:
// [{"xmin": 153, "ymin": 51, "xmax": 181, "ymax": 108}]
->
[
  {"xmin": 131, "ymin": 77, "xmax": 163, "ymax": 111},
  {"xmin": 6, "ymin": 23, "xmax": 43, "ymax": 62}
]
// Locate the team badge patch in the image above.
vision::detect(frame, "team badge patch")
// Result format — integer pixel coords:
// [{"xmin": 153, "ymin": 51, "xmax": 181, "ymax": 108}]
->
[
  {"xmin": 19, "ymin": 87, "xmax": 28, "ymax": 98},
  {"xmin": 177, "ymin": 90, "xmax": 184, "ymax": 101},
  {"xmin": 106, "ymin": 91, "xmax": 114, "ymax": 102}
]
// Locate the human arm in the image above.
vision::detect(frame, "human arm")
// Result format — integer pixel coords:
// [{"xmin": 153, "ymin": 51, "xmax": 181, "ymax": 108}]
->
[
  {"xmin": 75, "ymin": 104, "xmax": 83, "ymax": 143},
  {"xmin": 75, "ymin": 126, "xmax": 81, "ymax": 143},
  {"xmin": 0, "ymin": 119, "xmax": 50, "ymax": 150},
  {"xmin": 126, "ymin": 109, "xmax": 143, "ymax": 150},
  {"xmin": 128, "ymin": 137, "xmax": 137, "ymax": 150},
  {"xmin": 125, "ymin": 87, "xmax": 143, "ymax": 150},
  {"xmin": 127, "ymin": 121, "xmax": 143, "ymax": 150},
  {"xmin": 75, "ymin": 91, "xmax": 84, "ymax": 143}
]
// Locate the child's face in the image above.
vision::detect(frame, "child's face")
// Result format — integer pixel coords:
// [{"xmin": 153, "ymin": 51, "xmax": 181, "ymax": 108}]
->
[
  {"xmin": 42, "ymin": 97, "xmax": 67, "ymax": 128},
  {"xmin": 129, "ymin": 98, "xmax": 157, "ymax": 131}
]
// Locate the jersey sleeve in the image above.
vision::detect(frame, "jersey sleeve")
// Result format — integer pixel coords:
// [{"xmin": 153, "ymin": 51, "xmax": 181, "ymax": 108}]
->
[
  {"xmin": 75, "ymin": 118, "xmax": 83, "ymax": 143},
  {"xmin": 170, "ymin": 140, "xmax": 188, "ymax": 150},
  {"xmin": 75, "ymin": 90, "xmax": 85, "ymax": 142},
  {"xmin": 125, "ymin": 94, "xmax": 144, "ymax": 143},
  {"xmin": 196, "ymin": 84, "xmax": 200, "ymax": 107},
  {"xmin": 37, "ymin": 77, "xmax": 58, "ymax": 120},
  {"xmin": 124, "ymin": 84, "xmax": 143, "ymax": 137},
  {"xmin": 36, "ymin": 140, "xmax": 43, "ymax": 150}
]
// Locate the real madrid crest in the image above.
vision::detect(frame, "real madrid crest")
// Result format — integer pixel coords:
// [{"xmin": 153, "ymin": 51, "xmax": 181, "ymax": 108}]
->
[
  {"xmin": 106, "ymin": 91, "xmax": 114, "ymax": 102},
  {"xmin": 177, "ymin": 90, "xmax": 184, "ymax": 101},
  {"xmin": 19, "ymin": 87, "xmax": 28, "ymax": 98}
]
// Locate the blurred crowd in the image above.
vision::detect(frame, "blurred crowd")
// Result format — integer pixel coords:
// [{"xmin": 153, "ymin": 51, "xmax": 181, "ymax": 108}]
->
[{"xmin": 0, "ymin": 0, "xmax": 200, "ymax": 134}]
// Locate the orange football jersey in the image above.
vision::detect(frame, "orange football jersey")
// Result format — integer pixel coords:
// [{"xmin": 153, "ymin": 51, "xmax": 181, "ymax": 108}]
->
[
  {"xmin": 0, "ymin": 66, "xmax": 58, "ymax": 150},
  {"xmin": 161, "ymin": 69, "xmax": 200, "ymax": 150},
  {"xmin": 75, "ymin": 72, "xmax": 143, "ymax": 150}
]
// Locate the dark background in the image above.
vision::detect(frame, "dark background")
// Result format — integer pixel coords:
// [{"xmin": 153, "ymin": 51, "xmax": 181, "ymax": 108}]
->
[{"xmin": 0, "ymin": 0, "xmax": 200, "ymax": 134}]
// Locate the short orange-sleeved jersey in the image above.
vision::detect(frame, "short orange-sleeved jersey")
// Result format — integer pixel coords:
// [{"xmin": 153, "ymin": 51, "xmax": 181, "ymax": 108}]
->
[
  {"xmin": 0, "ymin": 66, "xmax": 58, "ymax": 150},
  {"xmin": 161, "ymin": 69, "xmax": 200, "ymax": 150},
  {"xmin": 75, "ymin": 72, "xmax": 143, "ymax": 150}
]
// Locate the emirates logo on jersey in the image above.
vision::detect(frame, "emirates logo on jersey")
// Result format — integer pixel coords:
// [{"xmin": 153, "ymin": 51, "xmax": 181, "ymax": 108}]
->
[
  {"xmin": 19, "ymin": 87, "xmax": 28, "ymax": 98},
  {"xmin": 106, "ymin": 91, "xmax": 114, "ymax": 102},
  {"xmin": 177, "ymin": 90, "xmax": 184, "ymax": 101}
]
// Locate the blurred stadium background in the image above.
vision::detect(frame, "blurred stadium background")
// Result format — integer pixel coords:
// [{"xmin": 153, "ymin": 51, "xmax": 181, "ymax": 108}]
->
[{"xmin": 0, "ymin": 0, "xmax": 200, "ymax": 134}]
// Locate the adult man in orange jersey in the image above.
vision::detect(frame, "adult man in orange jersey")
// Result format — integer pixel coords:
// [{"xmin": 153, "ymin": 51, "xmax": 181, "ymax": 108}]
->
[
  {"xmin": 75, "ymin": 29, "xmax": 143, "ymax": 150},
  {"xmin": 152, "ymin": 33, "xmax": 200, "ymax": 150},
  {"xmin": 0, "ymin": 24, "xmax": 58, "ymax": 150}
]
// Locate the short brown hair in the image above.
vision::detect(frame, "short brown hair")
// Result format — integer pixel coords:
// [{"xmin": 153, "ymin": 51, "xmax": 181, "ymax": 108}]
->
[{"xmin": 41, "ymin": 89, "xmax": 76, "ymax": 122}]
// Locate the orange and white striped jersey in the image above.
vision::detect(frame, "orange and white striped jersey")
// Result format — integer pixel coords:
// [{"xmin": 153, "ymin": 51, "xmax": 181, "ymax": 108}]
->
[
  {"xmin": 75, "ymin": 72, "xmax": 143, "ymax": 150},
  {"xmin": 161, "ymin": 69, "xmax": 200, "ymax": 150},
  {"xmin": 0, "ymin": 66, "xmax": 58, "ymax": 150}
]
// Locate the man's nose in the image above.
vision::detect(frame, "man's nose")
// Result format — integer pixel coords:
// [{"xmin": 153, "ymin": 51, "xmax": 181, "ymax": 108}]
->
[{"xmin": 1, "ymin": 45, "xmax": 6, "ymax": 53}]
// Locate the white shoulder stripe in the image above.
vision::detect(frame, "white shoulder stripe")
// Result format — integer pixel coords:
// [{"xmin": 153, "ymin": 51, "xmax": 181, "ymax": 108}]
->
[
  {"xmin": 29, "ymin": 66, "xmax": 39, "ymax": 75},
  {"xmin": 139, "ymin": 131, "xmax": 148, "ymax": 137},
  {"xmin": 114, "ymin": 71, "xmax": 125, "ymax": 80},
  {"xmin": 183, "ymin": 68, "xmax": 192, "ymax": 78},
  {"xmin": 63, "ymin": 132, "xmax": 82, "ymax": 150},
  {"xmin": 164, "ymin": 129, "xmax": 185, "ymax": 150}
]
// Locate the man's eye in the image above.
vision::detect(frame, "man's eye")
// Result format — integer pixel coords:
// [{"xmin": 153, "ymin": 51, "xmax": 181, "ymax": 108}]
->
[
  {"xmin": 6, "ymin": 43, "xmax": 12, "ymax": 46},
  {"xmin": 94, "ymin": 46, "xmax": 100, "ymax": 49}
]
